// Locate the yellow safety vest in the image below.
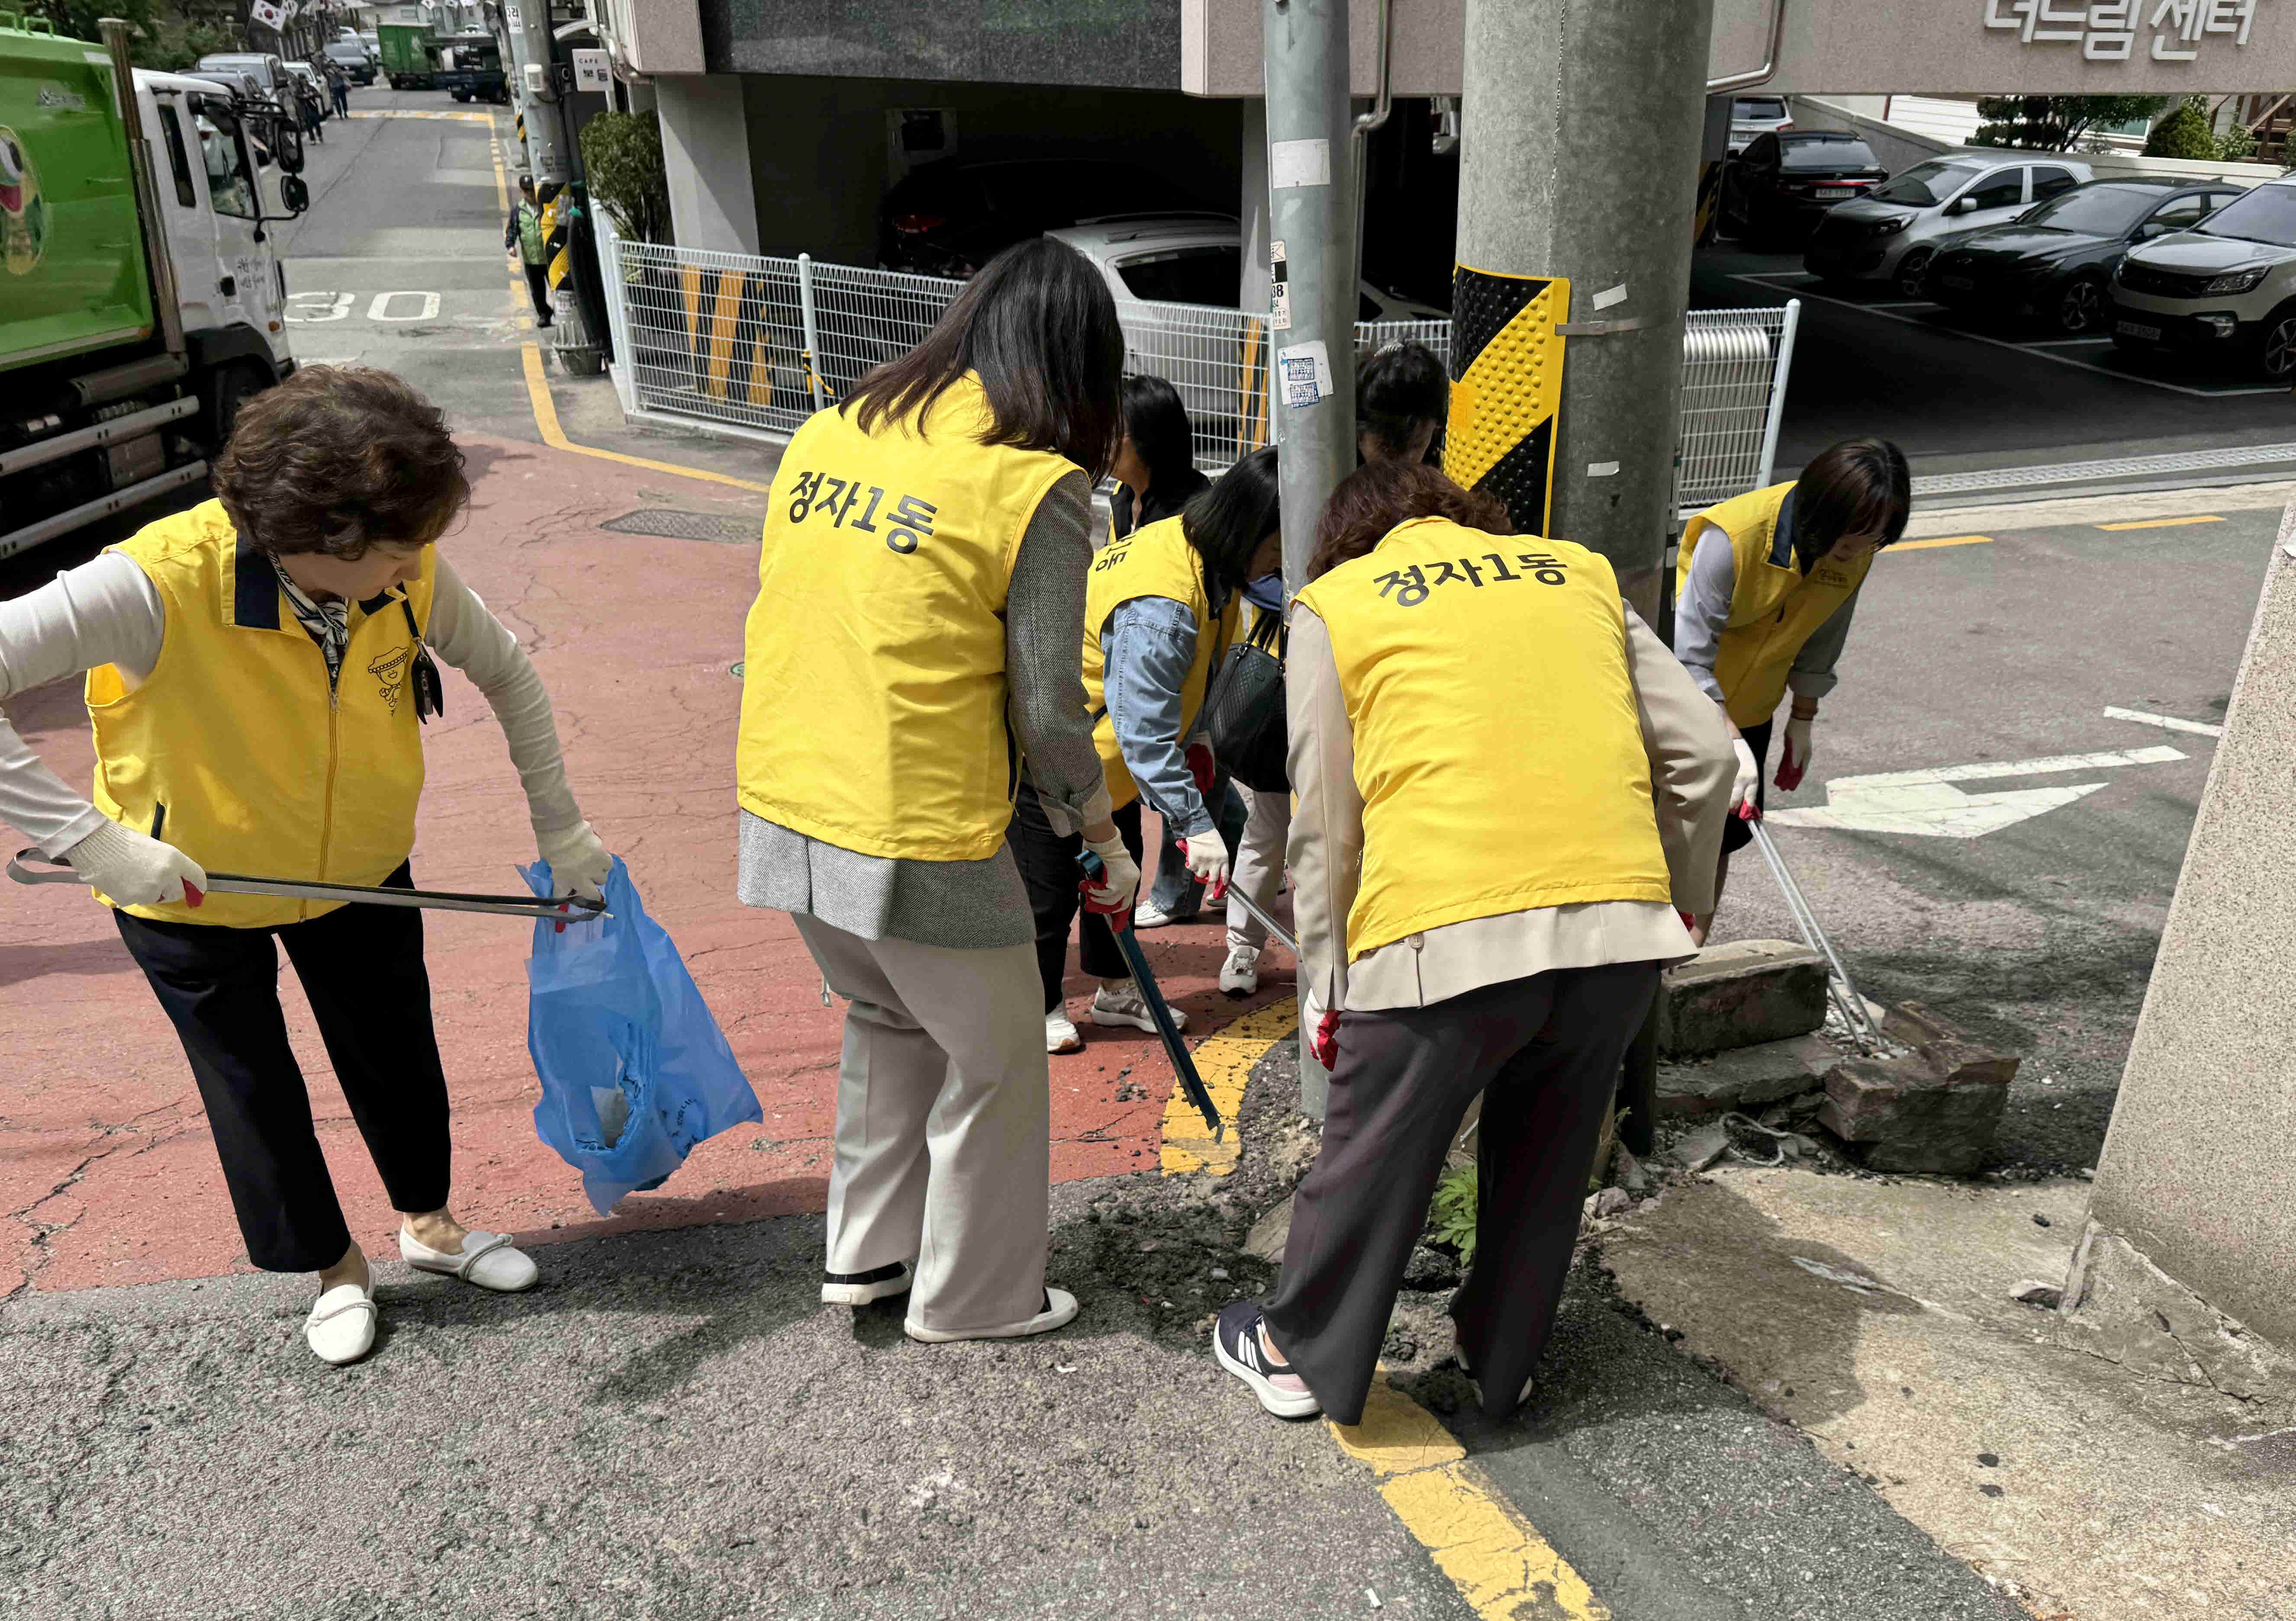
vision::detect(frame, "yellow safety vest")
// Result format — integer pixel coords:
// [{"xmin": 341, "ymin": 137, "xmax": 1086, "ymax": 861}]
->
[
  {"xmin": 86, "ymin": 501, "xmax": 434, "ymax": 928},
  {"xmin": 737, "ymin": 375, "xmax": 1078, "ymax": 860},
  {"xmin": 1675, "ymin": 481, "xmax": 1872, "ymax": 729},
  {"xmin": 1079, "ymin": 515, "xmax": 1241, "ymax": 812},
  {"xmin": 1296, "ymin": 516, "xmax": 1671, "ymax": 960}
]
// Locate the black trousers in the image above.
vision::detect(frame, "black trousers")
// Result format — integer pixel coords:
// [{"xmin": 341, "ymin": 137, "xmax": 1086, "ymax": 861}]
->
[
  {"xmin": 113, "ymin": 864, "xmax": 452, "ymax": 1273},
  {"xmin": 1006, "ymin": 785, "xmax": 1143, "ymax": 1012},
  {"xmin": 1261, "ymin": 961, "xmax": 1659, "ymax": 1425},
  {"xmin": 524, "ymin": 263, "xmax": 553, "ymax": 325},
  {"xmin": 1721, "ymin": 717, "xmax": 1774, "ymax": 856}
]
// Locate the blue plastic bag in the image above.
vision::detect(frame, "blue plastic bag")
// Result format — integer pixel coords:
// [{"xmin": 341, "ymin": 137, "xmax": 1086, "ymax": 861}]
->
[{"xmin": 520, "ymin": 856, "xmax": 763, "ymax": 1215}]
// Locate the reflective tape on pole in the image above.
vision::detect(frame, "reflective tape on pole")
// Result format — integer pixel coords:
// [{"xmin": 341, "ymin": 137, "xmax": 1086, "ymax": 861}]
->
[{"xmin": 1443, "ymin": 267, "xmax": 1568, "ymax": 535}]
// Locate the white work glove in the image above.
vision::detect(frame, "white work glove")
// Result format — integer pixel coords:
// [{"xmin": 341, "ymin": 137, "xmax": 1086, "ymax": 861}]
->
[
  {"xmin": 537, "ymin": 820, "xmax": 613, "ymax": 904},
  {"xmin": 1184, "ymin": 827, "xmax": 1232, "ymax": 897},
  {"xmin": 1777, "ymin": 715, "xmax": 1815, "ymax": 792},
  {"xmin": 1300, "ymin": 985, "xmax": 1340, "ymax": 1071},
  {"xmin": 63, "ymin": 821, "xmax": 207, "ymax": 908},
  {"xmin": 1081, "ymin": 830, "xmax": 1140, "ymax": 916},
  {"xmin": 1729, "ymin": 735, "xmax": 1761, "ymax": 822}
]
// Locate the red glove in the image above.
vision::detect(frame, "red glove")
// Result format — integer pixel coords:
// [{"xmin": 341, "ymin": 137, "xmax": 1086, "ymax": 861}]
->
[
  {"xmin": 1185, "ymin": 741, "xmax": 1217, "ymax": 798},
  {"xmin": 1774, "ymin": 716, "xmax": 1813, "ymax": 792},
  {"xmin": 1310, "ymin": 1008, "xmax": 1340, "ymax": 1070}
]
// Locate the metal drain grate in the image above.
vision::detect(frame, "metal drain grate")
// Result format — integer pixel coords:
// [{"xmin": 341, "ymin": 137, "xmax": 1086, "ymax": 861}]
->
[
  {"xmin": 599, "ymin": 509, "xmax": 762, "ymax": 545},
  {"xmin": 1912, "ymin": 442, "xmax": 2296, "ymax": 497}
]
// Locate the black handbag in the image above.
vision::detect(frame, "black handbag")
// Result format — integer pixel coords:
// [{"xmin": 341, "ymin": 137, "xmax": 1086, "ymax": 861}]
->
[{"xmin": 1198, "ymin": 607, "xmax": 1288, "ymax": 794}]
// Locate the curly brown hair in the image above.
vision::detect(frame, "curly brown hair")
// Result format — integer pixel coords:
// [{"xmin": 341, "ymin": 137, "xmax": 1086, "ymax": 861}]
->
[
  {"xmin": 212, "ymin": 366, "xmax": 470, "ymax": 558},
  {"xmin": 1308, "ymin": 460, "xmax": 1512, "ymax": 581}
]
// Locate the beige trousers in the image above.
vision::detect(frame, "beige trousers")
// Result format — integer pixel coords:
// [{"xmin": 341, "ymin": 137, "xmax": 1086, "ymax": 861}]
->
[
  {"xmin": 794, "ymin": 915, "xmax": 1050, "ymax": 1335},
  {"xmin": 1225, "ymin": 783, "xmax": 1292, "ymax": 954}
]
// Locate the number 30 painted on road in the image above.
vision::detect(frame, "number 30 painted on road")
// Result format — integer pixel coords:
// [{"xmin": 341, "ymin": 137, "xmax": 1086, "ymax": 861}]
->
[{"xmin": 283, "ymin": 291, "xmax": 443, "ymax": 323}]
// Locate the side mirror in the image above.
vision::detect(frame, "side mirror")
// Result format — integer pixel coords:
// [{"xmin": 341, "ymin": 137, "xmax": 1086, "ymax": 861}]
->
[
  {"xmin": 272, "ymin": 114, "xmax": 304, "ymax": 174},
  {"xmin": 1945, "ymin": 197, "xmax": 1973, "ymax": 216},
  {"xmin": 281, "ymin": 173, "xmax": 309, "ymax": 215}
]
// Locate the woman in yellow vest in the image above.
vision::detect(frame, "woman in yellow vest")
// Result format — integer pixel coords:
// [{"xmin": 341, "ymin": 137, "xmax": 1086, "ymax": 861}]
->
[
  {"xmin": 1005, "ymin": 447, "xmax": 1275, "ymax": 1052},
  {"xmin": 1211, "ymin": 461, "xmax": 1734, "ymax": 1425},
  {"xmin": 736, "ymin": 239, "xmax": 1139, "ymax": 1344},
  {"xmin": 1672, "ymin": 438, "xmax": 1910, "ymax": 941},
  {"xmin": 0, "ymin": 367, "xmax": 613, "ymax": 1366}
]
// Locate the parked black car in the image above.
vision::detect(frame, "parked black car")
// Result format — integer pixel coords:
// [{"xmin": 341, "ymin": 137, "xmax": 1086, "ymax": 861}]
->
[
  {"xmin": 1720, "ymin": 131, "xmax": 1889, "ymax": 248},
  {"xmin": 878, "ymin": 158, "xmax": 1226, "ymax": 277},
  {"xmin": 1929, "ymin": 177, "xmax": 2245, "ymax": 335}
]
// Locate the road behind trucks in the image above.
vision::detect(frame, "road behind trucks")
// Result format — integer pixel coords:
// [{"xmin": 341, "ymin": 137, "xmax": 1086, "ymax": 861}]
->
[{"xmin": 1, "ymin": 15, "xmax": 309, "ymax": 562}]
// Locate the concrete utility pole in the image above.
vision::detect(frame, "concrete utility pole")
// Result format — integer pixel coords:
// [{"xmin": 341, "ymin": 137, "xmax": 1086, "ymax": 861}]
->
[
  {"xmin": 1261, "ymin": 0, "xmax": 1352, "ymax": 1119},
  {"xmin": 1455, "ymin": 0, "xmax": 1716, "ymax": 615}
]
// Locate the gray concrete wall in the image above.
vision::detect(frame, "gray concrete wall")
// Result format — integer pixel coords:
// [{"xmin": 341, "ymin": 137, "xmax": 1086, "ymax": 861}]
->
[
  {"xmin": 703, "ymin": 0, "xmax": 1185, "ymax": 88},
  {"xmin": 737, "ymin": 75, "xmax": 1244, "ymax": 264},
  {"xmin": 2088, "ymin": 512, "xmax": 2296, "ymax": 1353},
  {"xmin": 658, "ymin": 73, "xmax": 760, "ymax": 253}
]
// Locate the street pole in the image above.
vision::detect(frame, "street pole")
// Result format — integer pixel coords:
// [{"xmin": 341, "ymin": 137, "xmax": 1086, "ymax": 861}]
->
[
  {"xmin": 1261, "ymin": 0, "xmax": 1352, "ymax": 1120},
  {"xmin": 502, "ymin": 0, "xmax": 598, "ymax": 370},
  {"xmin": 1455, "ymin": 0, "xmax": 1716, "ymax": 616}
]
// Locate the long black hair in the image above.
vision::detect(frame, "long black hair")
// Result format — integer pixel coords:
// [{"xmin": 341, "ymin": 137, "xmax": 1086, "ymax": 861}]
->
[
  {"xmin": 1121, "ymin": 374, "xmax": 1197, "ymax": 494},
  {"xmin": 1357, "ymin": 341, "xmax": 1448, "ymax": 461},
  {"xmin": 1180, "ymin": 445, "xmax": 1280, "ymax": 591},
  {"xmin": 842, "ymin": 237, "xmax": 1126, "ymax": 478},
  {"xmin": 1793, "ymin": 437, "xmax": 1911, "ymax": 570}
]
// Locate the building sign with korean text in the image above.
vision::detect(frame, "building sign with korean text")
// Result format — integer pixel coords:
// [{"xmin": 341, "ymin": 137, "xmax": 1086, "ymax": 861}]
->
[{"xmin": 1985, "ymin": 0, "xmax": 2263, "ymax": 63}]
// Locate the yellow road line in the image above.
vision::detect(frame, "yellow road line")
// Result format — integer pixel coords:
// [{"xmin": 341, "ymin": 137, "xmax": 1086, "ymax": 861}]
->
[
  {"xmin": 1160, "ymin": 996, "xmax": 1297, "ymax": 1176},
  {"xmin": 1894, "ymin": 534, "xmax": 1994, "ymax": 551},
  {"xmin": 345, "ymin": 109, "xmax": 495, "ymax": 123},
  {"xmin": 1159, "ymin": 997, "xmax": 1611, "ymax": 1617},
  {"xmin": 1337, "ymin": 1382, "xmax": 1611, "ymax": 1620},
  {"xmin": 520, "ymin": 345, "xmax": 773, "ymax": 493},
  {"xmin": 490, "ymin": 123, "xmax": 531, "ymax": 332},
  {"xmin": 2097, "ymin": 514, "xmax": 2223, "ymax": 531}
]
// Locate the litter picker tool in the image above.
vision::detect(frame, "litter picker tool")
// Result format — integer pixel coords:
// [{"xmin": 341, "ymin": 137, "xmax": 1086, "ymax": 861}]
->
[
  {"xmin": 1077, "ymin": 849, "xmax": 1224, "ymax": 1141},
  {"xmin": 1221, "ymin": 883, "xmax": 1299, "ymax": 960},
  {"xmin": 1744, "ymin": 819, "xmax": 1883, "ymax": 1047},
  {"xmin": 8, "ymin": 850, "xmax": 608, "ymax": 922}
]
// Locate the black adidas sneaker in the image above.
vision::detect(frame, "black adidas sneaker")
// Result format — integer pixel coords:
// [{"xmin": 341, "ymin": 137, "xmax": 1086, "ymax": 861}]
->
[{"xmin": 1212, "ymin": 1299, "xmax": 1322, "ymax": 1418}]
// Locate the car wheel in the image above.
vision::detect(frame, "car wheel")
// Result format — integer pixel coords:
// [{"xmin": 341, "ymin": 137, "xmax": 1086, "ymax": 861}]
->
[
  {"xmin": 2055, "ymin": 275, "xmax": 2106, "ymax": 335},
  {"xmin": 1894, "ymin": 248, "xmax": 1936, "ymax": 301},
  {"xmin": 2256, "ymin": 303, "xmax": 2296, "ymax": 381},
  {"xmin": 207, "ymin": 361, "xmax": 270, "ymax": 448}
]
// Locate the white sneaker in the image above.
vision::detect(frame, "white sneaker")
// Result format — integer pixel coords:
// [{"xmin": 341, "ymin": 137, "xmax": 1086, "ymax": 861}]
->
[
  {"xmin": 1133, "ymin": 899, "xmax": 1195, "ymax": 929},
  {"xmin": 1090, "ymin": 981, "xmax": 1186, "ymax": 1033},
  {"xmin": 1046, "ymin": 1007, "xmax": 1083, "ymax": 1054},
  {"xmin": 1219, "ymin": 944, "xmax": 1261, "ymax": 998},
  {"xmin": 400, "ymin": 1228, "xmax": 538, "ymax": 1292},
  {"xmin": 304, "ymin": 1283, "xmax": 377, "ymax": 1366},
  {"xmin": 905, "ymin": 1287, "xmax": 1079, "ymax": 1344}
]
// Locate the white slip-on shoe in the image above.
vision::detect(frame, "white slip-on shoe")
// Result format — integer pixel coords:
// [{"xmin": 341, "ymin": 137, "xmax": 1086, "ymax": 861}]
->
[
  {"xmin": 304, "ymin": 1283, "xmax": 377, "ymax": 1366},
  {"xmin": 822, "ymin": 1260, "xmax": 913, "ymax": 1305},
  {"xmin": 1089, "ymin": 982, "xmax": 1186, "ymax": 1033},
  {"xmin": 1046, "ymin": 1007, "xmax": 1083, "ymax": 1054},
  {"xmin": 1219, "ymin": 944, "xmax": 1261, "ymax": 998},
  {"xmin": 400, "ymin": 1228, "xmax": 538, "ymax": 1293},
  {"xmin": 1132, "ymin": 899, "xmax": 1192, "ymax": 929},
  {"xmin": 904, "ymin": 1287, "xmax": 1079, "ymax": 1344}
]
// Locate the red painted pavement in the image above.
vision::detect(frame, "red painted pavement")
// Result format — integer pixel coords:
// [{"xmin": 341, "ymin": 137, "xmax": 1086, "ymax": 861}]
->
[{"xmin": 0, "ymin": 436, "xmax": 1296, "ymax": 1293}]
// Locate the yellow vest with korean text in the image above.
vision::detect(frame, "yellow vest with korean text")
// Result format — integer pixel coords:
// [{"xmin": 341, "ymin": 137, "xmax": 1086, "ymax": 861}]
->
[
  {"xmin": 1079, "ymin": 515, "xmax": 1241, "ymax": 812},
  {"xmin": 86, "ymin": 500, "xmax": 435, "ymax": 928},
  {"xmin": 737, "ymin": 376, "xmax": 1078, "ymax": 860},
  {"xmin": 1675, "ymin": 482, "xmax": 1872, "ymax": 729},
  {"xmin": 1296, "ymin": 516, "xmax": 1671, "ymax": 960}
]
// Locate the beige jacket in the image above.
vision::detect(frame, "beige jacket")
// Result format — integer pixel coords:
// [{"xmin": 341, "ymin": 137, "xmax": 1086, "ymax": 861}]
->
[{"xmin": 1288, "ymin": 600, "xmax": 1736, "ymax": 1013}]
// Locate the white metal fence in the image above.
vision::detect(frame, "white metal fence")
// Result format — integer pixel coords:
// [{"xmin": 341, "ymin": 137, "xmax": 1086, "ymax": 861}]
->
[{"xmin": 607, "ymin": 239, "xmax": 1799, "ymax": 511}]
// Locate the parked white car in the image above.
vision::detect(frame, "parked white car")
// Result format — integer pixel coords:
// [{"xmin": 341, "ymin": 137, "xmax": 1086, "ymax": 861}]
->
[
  {"xmin": 1804, "ymin": 153, "xmax": 2092, "ymax": 299},
  {"xmin": 1728, "ymin": 94, "xmax": 1793, "ymax": 156},
  {"xmin": 2109, "ymin": 176, "xmax": 2296, "ymax": 380}
]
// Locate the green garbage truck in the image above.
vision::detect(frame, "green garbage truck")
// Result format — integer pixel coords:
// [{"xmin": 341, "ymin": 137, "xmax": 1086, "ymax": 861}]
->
[
  {"xmin": 1, "ymin": 14, "xmax": 308, "ymax": 560},
  {"xmin": 377, "ymin": 17, "xmax": 441, "ymax": 90}
]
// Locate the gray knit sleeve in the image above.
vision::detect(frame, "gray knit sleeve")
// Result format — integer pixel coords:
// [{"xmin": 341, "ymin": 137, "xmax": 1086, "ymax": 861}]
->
[{"xmin": 1007, "ymin": 470, "xmax": 1113, "ymax": 837}]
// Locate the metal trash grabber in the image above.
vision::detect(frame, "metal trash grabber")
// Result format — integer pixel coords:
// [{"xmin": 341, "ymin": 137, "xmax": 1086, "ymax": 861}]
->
[
  {"xmin": 1077, "ymin": 849, "xmax": 1224, "ymax": 1141},
  {"xmin": 8, "ymin": 849, "xmax": 609, "ymax": 922},
  {"xmin": 1744, "ymin": 819, "xmax": 1883, "ymax": 1047},
  {"xmin": 1220, "ymin": 882, "xmax": 1299, "ymax": 960}
]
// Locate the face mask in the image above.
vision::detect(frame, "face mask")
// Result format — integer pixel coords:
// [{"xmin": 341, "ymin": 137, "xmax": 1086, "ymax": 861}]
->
[{"xmin": 1244, "ymin": 574, "xmax": 1286, "ymax": 612}]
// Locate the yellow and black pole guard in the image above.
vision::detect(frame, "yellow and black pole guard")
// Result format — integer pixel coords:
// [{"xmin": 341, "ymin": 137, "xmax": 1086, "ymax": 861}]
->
[{"xmin": 1443, "ymin": 267, "xmax": 1568, "ymax": 535}]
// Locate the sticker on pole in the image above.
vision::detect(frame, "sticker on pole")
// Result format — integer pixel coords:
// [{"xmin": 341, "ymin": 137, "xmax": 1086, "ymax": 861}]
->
[
  {"xmin": 1270, "ymin": 139, "xmax": 1331, "ymax": 190},
  {"xmin": 1276, "ymin": 340, "xmax": 1334, "ymax": 409},
  {"xmin": 1444, "ymin": 267, "xmax": 1568, "ymax": 535}
]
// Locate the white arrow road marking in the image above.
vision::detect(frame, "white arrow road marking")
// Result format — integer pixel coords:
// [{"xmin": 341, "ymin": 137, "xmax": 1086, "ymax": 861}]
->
[
  {"xmin": 2102, "ymin": 705, "xmax": 2225, "ymax": 739},
  {"xmin": 1768, "ymin": 745, "xmax": 2184, "ymax": 838}
]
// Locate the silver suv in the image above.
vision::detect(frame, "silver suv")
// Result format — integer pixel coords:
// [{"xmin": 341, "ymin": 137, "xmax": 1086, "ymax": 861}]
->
[
  {"xmin": 1806, "ymin": 154, "xmax": 2091, "ymax": 299},
  {"xmin": 2109, "ymin": 177, "xmax": 2296, "ymax": 380}
]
